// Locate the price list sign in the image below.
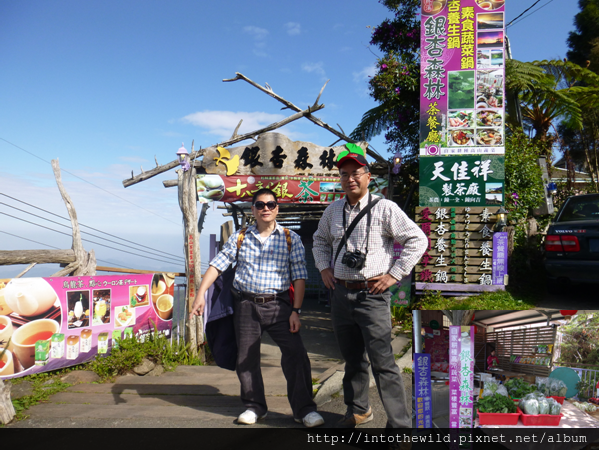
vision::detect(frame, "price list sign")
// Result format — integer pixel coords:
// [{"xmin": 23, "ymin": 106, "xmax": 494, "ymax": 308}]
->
[
  {"xmin": 449, "ymin": 325, "xmax": 475, "ymax": 428},
  {"xmin": 414, "ymin": 353, "xmax": 433, "ymax": 428}
]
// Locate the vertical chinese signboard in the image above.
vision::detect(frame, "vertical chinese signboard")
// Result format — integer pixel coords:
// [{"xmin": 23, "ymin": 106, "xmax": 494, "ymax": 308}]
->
[
  {"xmin": 449, "ymin": 325, "xmax": 475, "ymax": 428},
  {"xmin": 419, "ymin": 0, "xmax": 506, "ymax": 292},
  {"xmin": 415, "ymin": 353, "xmax": 433, "ymax": 428},
  {"xmin": 0, "ymin": 274, "xmax": 173, "ymax": 380},
  {"xmin": 420, "ymin": 0, "xmax": 506, "ymax": 156}
]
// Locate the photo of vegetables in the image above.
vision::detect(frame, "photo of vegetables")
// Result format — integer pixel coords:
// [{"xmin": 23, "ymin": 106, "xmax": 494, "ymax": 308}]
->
[
  {"xmin": 449, "ymin": 129, "xmax": 475, "ymax": 147},
  {"xmin": 477, "ymin": 110, "xmax": 502, "ymax": 127},
  {"xmin": 448, "ymin": 71, "xmax": 475, "ymax": 110},
  {"xmin": 476, "ymin": 69, "xmax": 503, "ymax": 109}
]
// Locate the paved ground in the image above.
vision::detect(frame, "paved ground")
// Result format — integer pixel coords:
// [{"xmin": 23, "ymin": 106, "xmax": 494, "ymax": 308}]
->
[{"xmin": 5, "ymin": 296, "xmax": 413, "ymax": 429}]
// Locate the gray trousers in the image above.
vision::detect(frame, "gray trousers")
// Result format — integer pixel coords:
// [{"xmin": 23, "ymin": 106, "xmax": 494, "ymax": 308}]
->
[
  {"xmin": 331, "ymin": 283, "xmax": 411, "ymax": 429},
  {"xmin": 233, "ymin": 295, "xmax": 316, "ymax": 419}
]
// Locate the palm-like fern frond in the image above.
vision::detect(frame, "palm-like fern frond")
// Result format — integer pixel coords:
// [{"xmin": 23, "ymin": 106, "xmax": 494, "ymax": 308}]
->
[{"xmin": 350, "ymin": 103, "xmax": 394, "ymax": 141}]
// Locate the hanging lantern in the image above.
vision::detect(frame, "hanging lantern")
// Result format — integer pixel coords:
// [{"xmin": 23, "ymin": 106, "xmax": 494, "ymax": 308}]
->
[
  {"xmin": 560, "ymin": 310, "xmax": 578, "ymax": 319},
  {"xmin": 494, "ymin": 206, "xmax": 508, "ymax": 232},
  {"xmin": 176, "ymin": 143, "xmax": 191, "ymax": 172},
  {"xmin": 392, "ymin": 153, "xmax": 402, "ymax": 175}
]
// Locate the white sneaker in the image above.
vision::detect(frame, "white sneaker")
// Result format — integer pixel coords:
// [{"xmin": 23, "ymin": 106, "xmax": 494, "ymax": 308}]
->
[
  {"xmin": 237, "ymin": 409, "xmax": 267, "ymax": 425},
  {"xmin": 295, "ymin": 411, "xmax": 325, "ymax": 428}
]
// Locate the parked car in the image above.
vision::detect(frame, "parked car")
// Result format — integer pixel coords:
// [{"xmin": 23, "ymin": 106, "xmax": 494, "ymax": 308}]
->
[{"xmin": 543, "ymin": 193, "xmax": 599, "ymax": 284}]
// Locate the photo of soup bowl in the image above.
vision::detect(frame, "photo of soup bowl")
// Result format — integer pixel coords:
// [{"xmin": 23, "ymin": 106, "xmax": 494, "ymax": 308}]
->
[
  {"xmin": 12, "ymin": 319, "xmax": 60, "ymax": 370},
  {"xmin": 156, "ymin": 294, "xmax": 173, "ymax": 321},
  {"xmin": 0, "ymin": 347, "xmax": 14, "ymax": 376},
  {"xmin": 151, "ymin": 278, "xmax": 166, "ymax": 303},
  {"xmin": 0, "ymin": 315, "xmax": 14, "ymax": 352}
]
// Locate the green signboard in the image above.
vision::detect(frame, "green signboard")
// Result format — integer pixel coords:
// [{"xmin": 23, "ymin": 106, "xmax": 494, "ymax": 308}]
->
[{"xmin": 419, "ymin": 155, "xmax": 504, "ymax": 207}]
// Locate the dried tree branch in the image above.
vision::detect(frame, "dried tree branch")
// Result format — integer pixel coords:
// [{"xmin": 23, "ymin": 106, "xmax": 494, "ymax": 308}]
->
[
  {"xmin": 51, "ymin": 261, "xmax": 80, "ymax": 277},
  {"xmin": 155, "ymin": 156, "xmax": 159, "ymax": 167},
  {"xmin": 15, "ymin": 263, "xmax": 37, "ymax": 278},
  {"xmin": 223, "ymin": 72, "xmax": 385, "ymax": 162},
  {"xmin": 312, "ymin": 80, "xmax": 329, "ymax": 109},
  {"xmin": 230, "ymin": 120, "xmax": 243, "ymax": 140}
]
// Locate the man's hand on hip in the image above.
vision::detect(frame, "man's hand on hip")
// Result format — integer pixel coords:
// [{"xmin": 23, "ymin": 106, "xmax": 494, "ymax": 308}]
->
[
  {"xmin": 368, "ymin": 273, "xmax": 399, "ymax": 295},
  {"xmin": 320, "ymin": 268, "xmax": 337, "ymax": 290}
]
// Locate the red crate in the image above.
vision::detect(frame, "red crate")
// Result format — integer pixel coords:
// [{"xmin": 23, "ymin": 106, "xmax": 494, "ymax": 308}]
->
[
  {"xmin": 477, "ymin": 407, "xmax": 522, "ymax": 426},
  {"xmin": 520, "ymin": 412, "xmax": 563, "ymax": 426},
  {"xmin": 548, "ymin": 396, "xmax": 565, "ymax": 405}
]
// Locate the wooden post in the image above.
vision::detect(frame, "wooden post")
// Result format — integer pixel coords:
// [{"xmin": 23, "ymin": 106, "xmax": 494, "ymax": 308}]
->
[
  {"xmin": 0, "ymin": 380, "xmax": 15, "ymax": 424},
  {"xmin": 178, "ymin": 163, "xmax": 204, "ymax": 360}
]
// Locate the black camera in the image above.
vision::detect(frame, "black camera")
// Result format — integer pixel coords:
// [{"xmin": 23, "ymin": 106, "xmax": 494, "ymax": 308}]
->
[{"xmin": 341, "ymin": 250, "xmax": 366, "ymax": 270}]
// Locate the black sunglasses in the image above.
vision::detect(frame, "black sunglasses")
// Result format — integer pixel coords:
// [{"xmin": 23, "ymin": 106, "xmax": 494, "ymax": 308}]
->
[{"xmin": 254, "ymin": 200, "xmax": 277, "ymax": 210}]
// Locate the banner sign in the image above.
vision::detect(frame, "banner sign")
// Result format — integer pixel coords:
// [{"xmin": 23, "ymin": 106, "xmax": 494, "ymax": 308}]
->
[
  {"xmin": 419, "ymin": 155, "xmax": 504, "ymax": 207},
  {"xmin": 492, "ymin": 231, "xmax": 508, "ymax": 285},
  {"xmin": 449, "ymin": 325, "xmax": 475, "ymax": 428},
  {"xmin": 420, "ymin": 0, "xmax": 506, "ymax": 156},
  {"xmin": 415, "ymin": 353, "xmax": 433, "ymax": 428},
  {"xmin": 197, "ymin": 174, "xmax": 389, "ymax": 204},
  {"xmin": 0, "ymin": 274, "xmax": 174, "ymax": 380}
]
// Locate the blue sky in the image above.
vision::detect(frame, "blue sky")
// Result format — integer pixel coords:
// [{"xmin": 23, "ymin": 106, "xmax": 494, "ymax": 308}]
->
[{"xmin": 0, "ymin": 0, "xmax": 581, "ymax": 279}]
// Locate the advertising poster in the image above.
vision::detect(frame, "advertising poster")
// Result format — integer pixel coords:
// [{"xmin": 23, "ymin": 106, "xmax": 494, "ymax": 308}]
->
[
  {"xmin": 492, "ymin": 231, "xmax": 508, "ymax": 285},
  {"xmin": 0, "ymin": 274, "xmax": 175, "ymax": 380},
  {"xmin": 419, "ymin": 155, "xmax": 505, "ymax": 207},
  {"xmin": 197, "ymin": 174, "xmax": 389, "ymax": 204},
  {"xmin": 449, "ymin": 325, "xmax": 475, "ymax": 428},
  {"xmin": 415, "ymin": 353, "xmax": 433, "ymax": 428},
  {"xmin": 420, "ymin": 0, "xmax": 506, "ymax": 156}
]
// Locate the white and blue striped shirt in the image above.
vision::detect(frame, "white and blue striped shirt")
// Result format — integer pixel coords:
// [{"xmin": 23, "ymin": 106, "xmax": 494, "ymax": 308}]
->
[{"xmin": 209, "ymin": 223, "xmax": 308, "ymax": 295}]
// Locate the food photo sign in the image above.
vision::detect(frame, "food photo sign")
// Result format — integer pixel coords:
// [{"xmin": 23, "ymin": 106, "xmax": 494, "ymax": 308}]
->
[
  {"xmin": 420, "ymin": 0, "xmax": 506, "ymax": 156},
  {"xmin": 0, "ymin": 274, "xmax": 174, "ymax": 379}
]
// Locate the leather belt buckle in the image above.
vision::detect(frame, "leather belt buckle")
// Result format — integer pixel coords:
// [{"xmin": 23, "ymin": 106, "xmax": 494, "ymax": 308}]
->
[{"xmin": 254, "ymin": 296, "xmax": 267, "ymax": 303}]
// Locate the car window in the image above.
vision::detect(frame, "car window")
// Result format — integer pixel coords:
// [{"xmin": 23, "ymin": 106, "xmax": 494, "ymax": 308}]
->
[{"xmin": 559, "ymin": 196, "xmax": 599, "ymax": 222}]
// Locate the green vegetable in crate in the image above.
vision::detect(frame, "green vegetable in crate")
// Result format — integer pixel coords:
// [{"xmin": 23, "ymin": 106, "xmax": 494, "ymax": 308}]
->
[
  {"xmin": 504, "ymin": 378, "xmax": 537, "ymax": 398},
  {"xmin": 477, "ymin": 393, "xmax": 518, "ymax": 414},
  {"xmin": 538, "ymin": 398, "xmax": 550, "ymax": 415},
  {"xmin": 520, "ymin": 398, "xmax": 540, "ymax": 415},
  {"xmin": 548, "ymin": 398, "xmax": 562, "ymax": 415}
]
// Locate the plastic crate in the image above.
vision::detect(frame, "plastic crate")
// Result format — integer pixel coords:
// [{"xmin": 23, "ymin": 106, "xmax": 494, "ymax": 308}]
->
[
  {"xmin": 520, "ymin": 412, "xmax": 563, "ymax": 426},
  {"xmin": 477, "ymin": 407, "xmax": 522, "ymax": 426},
  {"xmin": 548, "ymin": 396, "xmax": 565, "ymax": 405}
]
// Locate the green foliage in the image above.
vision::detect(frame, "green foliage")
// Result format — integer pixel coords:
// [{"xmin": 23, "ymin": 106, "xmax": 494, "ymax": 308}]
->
[
  {"xmin": 402, "ymin": 367, "xmax": 413, "ymax": 374},
  {"xmin": 504, "ymin": 378, "xmax": 537, "ymax": 399},
  {"xmin": 556, "ymin": 314, "xmax": 599, "ymax": 369},
  {"xmin": 477, "ymin": 393, "xmax": 518, "ymax": 414},
  {"xmin": 391, "ymin": 305, "xmax": 412, "ymax": 332},
  {"xmin": 89, "ymin": 327, "xmax": 202, "ymax": 381},
  {"xmin": 567, "ymin": 0, "xmax": 599, "ymax": 69},
  {"xmin": 414, "ymin": 290, "xmax": 535, "ymax": 310},
  {"xmin": 576, "ymin": 378, "xmax": 596, "ymax": 400}
]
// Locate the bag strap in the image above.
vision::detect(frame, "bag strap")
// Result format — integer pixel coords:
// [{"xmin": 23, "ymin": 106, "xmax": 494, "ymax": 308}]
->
[
  {"xmin": 235, "ymin": 228, "xmax": 248, "ymax": 260},
  {"xmin": 334, "ymin": 196, "xmax": 382, "ymax": 265},
  {"xmin": 283, "ymin": 227, "xmax": 292, "ymax": 253}
]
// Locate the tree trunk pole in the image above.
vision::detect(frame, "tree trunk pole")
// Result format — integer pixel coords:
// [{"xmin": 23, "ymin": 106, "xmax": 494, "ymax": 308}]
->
[
  {"xmin": 0, "ymin": 380, "xmax": 15, "ymax": 424},
  {"xmin": 178, "ymin": 163, "xmax": 205, "ymax": 361}
]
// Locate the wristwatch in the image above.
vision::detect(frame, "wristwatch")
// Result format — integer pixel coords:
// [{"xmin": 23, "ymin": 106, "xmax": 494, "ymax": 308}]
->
[{"xmin": 292, "ymin": 307, "xmax": 302, "ymax": 314}]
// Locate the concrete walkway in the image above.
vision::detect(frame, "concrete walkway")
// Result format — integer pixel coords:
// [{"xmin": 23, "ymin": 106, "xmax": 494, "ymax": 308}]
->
[{"xmin": 6, "ymin": 297, "xmax": 412, "ymax": 428}]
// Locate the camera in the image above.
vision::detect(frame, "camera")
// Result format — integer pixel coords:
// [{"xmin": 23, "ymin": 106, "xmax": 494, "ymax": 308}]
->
[{"xmin": 341, "ymin": 250, "xmax": 366, "ymax": 270}]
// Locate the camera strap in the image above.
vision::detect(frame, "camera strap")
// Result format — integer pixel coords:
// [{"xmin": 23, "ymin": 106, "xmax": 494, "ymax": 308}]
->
[{"xmin": 334, "ymin": 193, "xmax": 381, "ymax": 265}]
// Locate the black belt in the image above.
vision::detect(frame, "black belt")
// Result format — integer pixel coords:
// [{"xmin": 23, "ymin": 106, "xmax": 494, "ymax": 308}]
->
[
  {"xmin": 241, "ymin": 292, "xmax": 283, "ymax": 303},
  {"xmin": 336, "ymin": 279, "xmax": 378, "ymax": 290}
]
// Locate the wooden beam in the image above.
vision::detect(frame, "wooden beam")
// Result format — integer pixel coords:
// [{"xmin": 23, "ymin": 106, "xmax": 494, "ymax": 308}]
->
[
  {"xmin": 0, "ymin": 249, "xmax": 75, "ymax": 265},
  {"xmin": 96, "ymin": 266, "xmax": 187, "ymax": 277},
  {"xmin": 124, "ymin": 103, "xmax": 324, "ymax": 189},
  {"xmin": 163, "ymin": 179, "xmax": 178, "ymax": 188},
  {"xmin": 223, "ymin": 72, "xmax": 386, "ymax": 163}
]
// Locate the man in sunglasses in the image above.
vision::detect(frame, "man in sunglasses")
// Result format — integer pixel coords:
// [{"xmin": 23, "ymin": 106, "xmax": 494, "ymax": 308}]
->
[
  {"xmin": 190, "ymin": 188, "xmax": 324, "ymax": 428},
  {"xmin": 313, "ymin": 145, "xmax": 427, "ymax": 432}
]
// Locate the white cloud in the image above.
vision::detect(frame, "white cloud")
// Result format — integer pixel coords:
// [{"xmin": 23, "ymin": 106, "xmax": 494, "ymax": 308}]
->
[
  {"xmin": 285, "ymin": 22, "xmax": 301, "ymax": 36},
  {"xmin": 243, "ymin": 26, "xmax": 269, "ymax": 40},
  {"xmin": 353, "ymin": 64, "xmax": 376, "ymax": 83},
  {"xmin": 119, "ymin": 156, "xmax": 148, "ymax": 163},
  {"xmin": 302, "ymin": 62, "xmax": 326, "ymax": 78},
  {"xmin": 180, "ymin": 110, "xmax": 286, "ymax": 140}
]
